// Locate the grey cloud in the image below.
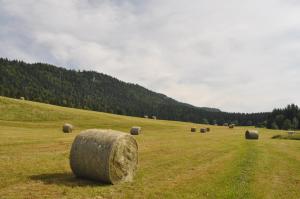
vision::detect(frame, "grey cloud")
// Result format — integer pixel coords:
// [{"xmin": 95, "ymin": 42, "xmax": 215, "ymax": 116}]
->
[{"xmin": 0, "ymin": 0, "xmax": 300, "ymax": 112}]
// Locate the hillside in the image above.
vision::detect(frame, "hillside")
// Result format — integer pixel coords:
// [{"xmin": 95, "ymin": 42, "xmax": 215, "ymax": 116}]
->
[
  {"xmin": 0, "ymin": 58, "xmax": 268, "ymax": 125},
  {"xmin": 0, "ymin": 96, "xmax": 299, "ymax": 199}
]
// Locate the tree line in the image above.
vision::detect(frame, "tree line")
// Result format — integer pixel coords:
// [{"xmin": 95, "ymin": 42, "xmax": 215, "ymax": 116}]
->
[
  {"xmin": 0, "ymin": 58, "xmax": 270, "ymax": 126},
  {"xmin": 266, "ymin": 104, "xmax": 300, "ymax": 130}
]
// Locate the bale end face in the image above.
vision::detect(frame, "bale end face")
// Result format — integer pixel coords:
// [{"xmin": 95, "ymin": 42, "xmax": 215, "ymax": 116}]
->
[
  {"xmin": 130, "ymin": 126, "xmax": 141, "ymax": 135},
  {"xmin": 245, "ymin": 130, "xmax": 259, "ymax": 139},
  {"xmin": 191, "ymin": 128, "xmax": 196, "ymax": 132},
  {"xmin": 63, "ymin": 123, "xmax": 73, "ymax": 133},
  {"xmin": 70, "ymin": 129, "xmax": 138, "ymax": 184}
]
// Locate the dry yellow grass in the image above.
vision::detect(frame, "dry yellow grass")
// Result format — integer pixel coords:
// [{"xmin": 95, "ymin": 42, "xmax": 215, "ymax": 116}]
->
[{"xmin": 0, "ymin": 96, "xmax": 300, "ymax": 199}]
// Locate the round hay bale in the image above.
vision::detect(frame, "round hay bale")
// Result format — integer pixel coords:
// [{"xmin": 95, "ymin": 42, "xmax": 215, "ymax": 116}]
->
[
  {"xmin": 70, "ymin": 129, "xmax": 138, "ymax": 184},
  {"xmin": 63, "ymin": 123, "xmax": 73, "ymax": 133},
  {"xmin": 245, "ymin": 130, "xmax": 259, "ymax": 140},
  {"xmin": 191, "ymin": 127, "xmax": 196, "ymax": 132},
  {"xmin": 223, "ymin": 123, "xmax": 228, "ymax": 126},
  {"xmin": 152, "ymin": 116, "xmax": 157, "ymax": 120},
  {"xmin": 206, "ymin": 127, "xmax": 210, "ymax": 132},
  {"xmin": 144, "ymin": 115, "xmax": 148, "ymax": 119},
  {"xmin": 130, "ymin": 126, "xmax": 141, "ymax": 135},
  {"xmin": 20, "ymin": 97, "xmax": 25, "ymax": 100},
  {"xmin": 229, "ymin": 124, "xmax": 234, "ymax": 129},
  {"xmin": 200, "ymin": 128, "xmax": 207, "ymax": 133}
]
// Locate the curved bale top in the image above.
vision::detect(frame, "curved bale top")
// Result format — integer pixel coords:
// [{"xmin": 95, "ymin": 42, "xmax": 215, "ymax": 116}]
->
[
  {"xmin": 63, "ymin": 123, "xmax": 73, "ymax": 133},
  {"xmin": 191, "ymin": 127, "xmax": 196, "ymax": 132},
  {"xmin": 200, "ymin": 128, "xmax": 207, "ymax": 133},
  {"xmin": 245, "ymin": 130, "xmax": 259, "ymax": 140},
  {"xmin": 70, "ymin": 129, "xmax": 138, "ymax": 184},
  {"xmin": 130, "ymin": 126, "xmax": 141, "ymax": 135}
]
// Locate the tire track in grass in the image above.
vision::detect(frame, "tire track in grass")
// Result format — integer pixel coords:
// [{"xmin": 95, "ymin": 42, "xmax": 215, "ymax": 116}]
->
[
  {"xmin": 253, "ymin": 141, "xmax": 300, "ymax": 199},
  {"xmin": 207, "ymin": 141, "xmax": 259, "ymax": 199}
]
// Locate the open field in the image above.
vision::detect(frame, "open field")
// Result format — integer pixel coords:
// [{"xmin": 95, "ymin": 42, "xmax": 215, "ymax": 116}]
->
[{"xmin": 0, "ymin": 96, "xmax": 300, "ymax": 199}]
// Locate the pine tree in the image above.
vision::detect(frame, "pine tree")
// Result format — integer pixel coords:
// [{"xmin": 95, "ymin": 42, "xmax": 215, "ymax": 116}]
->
[{"xmin": 282, "ymin": 119, "xmax": 292, "ymax": 130}]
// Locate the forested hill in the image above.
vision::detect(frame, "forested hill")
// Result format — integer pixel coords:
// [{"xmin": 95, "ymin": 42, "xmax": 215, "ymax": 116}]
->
[{"xmin": 0, "ymin": 58, "xmax": 268, "ymax": 125}]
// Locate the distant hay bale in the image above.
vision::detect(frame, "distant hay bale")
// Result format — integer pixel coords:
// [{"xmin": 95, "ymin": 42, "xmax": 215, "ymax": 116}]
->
[
  {"xmin": 70, "ymin": 129, "xmax": 138, "ymax": 184},
  {"xmin": 223, "ymin": 123, "xmax": 228, "ymax": 126},
  {"xmin": 245, "ymin": 130, "xmax": 259, "ymax": 140},
  {"xmin": 152, "ymin": 116, "xmax": 157, "ymax": 120},
  {"xmin": 200, "ymin": 128, "xmax": 207, "ymax": 133},
  {"xmin": 130, "ymin": 126, "xmax": 141, "ymax": 135},
  {"xmin": 20, "ymin": 97, "xmax": 25, "ymax": 100},
  {"xmin": 63, "ymin": 123, "xmax": 73, "ymax": 133},
  {"xmin": 144, "ymin": 115, "xmax": 148, "ymax": 119},
  {"xmin": 229, "ymin": 124, "xmax": 234, "ymax": 129},
  {"xmin": 206, "ymin": 127, "xmax": 210, "ymax": 132},
  {"xmin": 191, "ymin": 127, "xmax": 196, "ymax": 132}
]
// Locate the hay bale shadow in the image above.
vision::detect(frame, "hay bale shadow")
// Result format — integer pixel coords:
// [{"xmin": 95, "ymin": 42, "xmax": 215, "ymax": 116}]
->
[{"xmin": 30, "ymin": 172, "xmax": 110, "ymax": 187}]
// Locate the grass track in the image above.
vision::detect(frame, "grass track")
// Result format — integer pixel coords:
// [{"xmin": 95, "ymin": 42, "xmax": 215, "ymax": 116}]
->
[{"xmin": 0, "ymin": 96, "xmax": 299, "ymax": 199}]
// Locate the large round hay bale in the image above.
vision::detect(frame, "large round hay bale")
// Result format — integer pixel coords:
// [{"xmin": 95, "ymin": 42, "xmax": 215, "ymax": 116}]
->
[
  {"xmin": 206, "ymin": 127, "xmax": 210, "ymax": 132},
  {"xmin": 63, "ymin": 123, "xmax": 73, "ymax": 133},
  {"xmin": 144, "ymin": 115, "xmax": 148, "ymax": 119},
  {"xmin": 152, "ymin": 116, "xmax": 157, "ymax": 120},
  {"xmin": 245, "ymin": 130, "xmax": 259, "ymax": 140},
  {"xmin": 20, "ymin": 97, "xmax": 25, "ymax": 100},
  {"xmin": 130, "ymin": 126, "xmax": 141, "ymax": 135},
  {"xmin": 70, "ymin": 129, "xmax": 138, "ymax": 184},
  {"xmin": 229, "ymin": 124, "xmax": 234, "ymax": 129},
  {"xmin": 191, "ymin": 127, "xmax": 196, "ymax": 132},
  {"xmin": 200, "ymin": 128, "xmax": 207, "ymax": 133}
]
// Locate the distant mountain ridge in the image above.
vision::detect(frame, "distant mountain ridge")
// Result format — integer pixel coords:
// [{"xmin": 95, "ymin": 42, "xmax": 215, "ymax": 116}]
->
[{"xmin": 0, "ymin": 58, "xmax": 268, "ymax": 125}]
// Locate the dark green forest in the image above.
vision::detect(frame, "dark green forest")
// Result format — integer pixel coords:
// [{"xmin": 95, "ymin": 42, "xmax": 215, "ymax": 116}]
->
[
  {"xmin": 266, "ymin": 104, "xmax": 300, "ymax": 130},
  {"xmin": 0, "ymin": 58, "xmax": 270, "ymax": 126}
]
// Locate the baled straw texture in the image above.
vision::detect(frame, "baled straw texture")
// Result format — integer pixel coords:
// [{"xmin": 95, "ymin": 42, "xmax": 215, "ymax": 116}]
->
[
  {"xmin": 200, "ymin": 128, "xmax": 207, "ymax": 133},
  {"xmin": 63, "ymin": 123, "xmax": 73, "ymax": 133},
  {"xmin": 245, "ymin": 130, "xmax": 259, "ymax": 140},
  {"xmin": 70, "ymin": 129, "xmax": 138, "ymax": 184},
  {"xmin": 130, "ymin": 126, "xmax": 141, "ymax": 135}
]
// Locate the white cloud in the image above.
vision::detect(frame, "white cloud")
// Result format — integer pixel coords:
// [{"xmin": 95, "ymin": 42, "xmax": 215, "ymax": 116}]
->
[{"xmin": 0, "ymin": 0, "xmax": 300, "ymax": 112}]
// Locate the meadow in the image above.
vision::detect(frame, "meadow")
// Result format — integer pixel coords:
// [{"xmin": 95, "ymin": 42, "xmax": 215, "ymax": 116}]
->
[{"xmin": 0, "ymin": 96, "xmax": 299, "ymax": 199}]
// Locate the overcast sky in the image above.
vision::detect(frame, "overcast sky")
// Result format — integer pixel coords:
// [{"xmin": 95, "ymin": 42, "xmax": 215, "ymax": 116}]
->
[{"xmin": 1, "ymin": 0, "xmax": 300, "ymax": 112}]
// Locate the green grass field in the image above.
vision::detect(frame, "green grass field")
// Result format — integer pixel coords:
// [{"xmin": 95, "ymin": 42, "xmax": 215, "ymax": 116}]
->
[{"xmin": 0, "ymin": 96, "xmax": 300, "ymax": 199}]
